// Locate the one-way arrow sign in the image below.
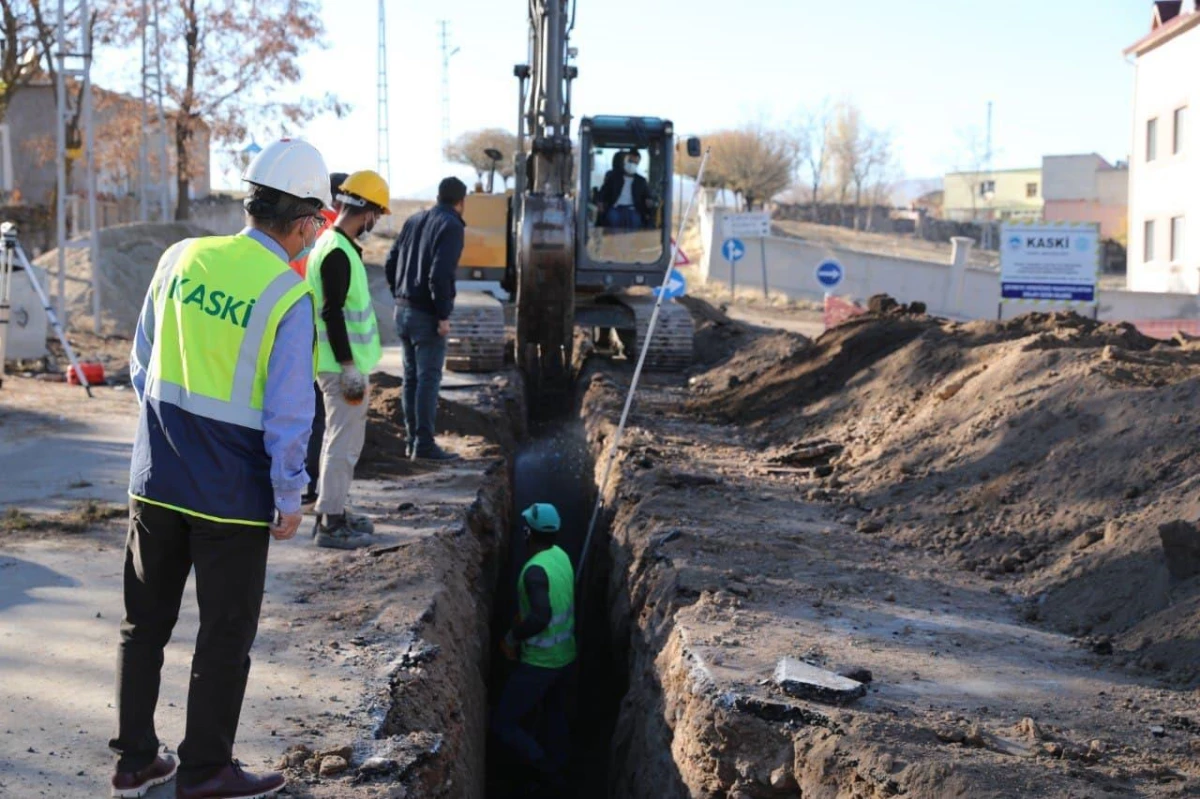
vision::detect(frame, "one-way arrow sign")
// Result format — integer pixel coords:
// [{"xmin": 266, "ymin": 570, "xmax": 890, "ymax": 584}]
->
[{"xmin": 653, "ymin": 268, "xmax": 688, "ymax": 301}]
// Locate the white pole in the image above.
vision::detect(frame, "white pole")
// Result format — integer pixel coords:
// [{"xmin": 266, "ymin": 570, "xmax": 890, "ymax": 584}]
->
[
  {"xmin": 54, "ymin": 0, "xmax": 67, "ymax": 326},
  {"xmin": 82, "ymin": 0, "xmax": 101, "ymax": 335}
]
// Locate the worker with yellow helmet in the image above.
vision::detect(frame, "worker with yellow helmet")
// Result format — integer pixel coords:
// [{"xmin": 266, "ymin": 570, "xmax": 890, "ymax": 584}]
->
[{"xmin": 305, "ymin": 169, "xmax": 390, "ymax": 548}]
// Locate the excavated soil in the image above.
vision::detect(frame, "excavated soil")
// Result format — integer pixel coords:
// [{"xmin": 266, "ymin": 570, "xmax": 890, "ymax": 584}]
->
[
  {"xmin": 574, "ymin": 302, "xmax": 1200, "ymax": 798},
  {"xmin": 358, "ymin": 372, "xmax": 522, "ymax": 479},
  {"xmin": 689, "ymin": 309, "xmax": 1200, "ymax": 680},
  {"xmin": 32, "ymin": 222, "xmax": 212, "ymax": 336}
]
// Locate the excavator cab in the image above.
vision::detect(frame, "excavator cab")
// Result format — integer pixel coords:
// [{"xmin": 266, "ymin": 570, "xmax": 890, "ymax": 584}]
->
[{"xmin": 576, "ymin": 116, "xmax": 678, "ymax": 290}]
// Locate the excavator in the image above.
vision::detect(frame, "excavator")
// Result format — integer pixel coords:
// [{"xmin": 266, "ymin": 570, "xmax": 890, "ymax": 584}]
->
[{"xmin": 447, "ymin": 0, "xmax": 701, "ymax": 406}]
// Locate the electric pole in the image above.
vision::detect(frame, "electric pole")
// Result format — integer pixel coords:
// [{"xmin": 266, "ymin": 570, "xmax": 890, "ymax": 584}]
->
[
  {"xmin": 55, "ymin": 0, "xmax": 100, "ymax": 333},
  {"xmin": 438, "ymin": 20, "xmax": 460, "ymax": 155},
  {"xmin": 377, "ymin": 0, "xmax": 390, "ymax": 186},
  {"xmin": 138, "ymin": 0, "xmax": 170, "ymax": 223}
]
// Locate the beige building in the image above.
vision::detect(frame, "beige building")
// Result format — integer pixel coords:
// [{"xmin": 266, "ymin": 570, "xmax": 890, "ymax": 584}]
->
[
  {"xmin": 943, "ymin": 166, "xmax": 1043, "ymax": 223},
  {"xmin": 1041, "ymin": 154, "xmax": 1128, "ymax": 241},
  {"xmin": 1125, "ymin": 1, "xmax": 1199, "ymax": 293},
  {"xmin": 2, "ymin": 79, "xmax": 211, "ymax": 211}
]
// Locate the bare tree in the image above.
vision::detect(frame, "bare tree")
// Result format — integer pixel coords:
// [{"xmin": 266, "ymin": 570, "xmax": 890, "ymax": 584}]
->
[
  {"xmin": 0, "ymin": 1, "xmax": 46, "ymax": 126},
  {"xmin": 106, "ymin": 0, "xmax": 347, "ymax": 220},
  {"xmin": 704, "ymin": 125, "xmax": 797, "ymax": 211},
  {"xmin": 831, "ymin": 101, "xmax": 892, "ymax": 230},
  {"xmin": 951, "ymin": 125, "xmax": 992, "ymax": 222},
  {"xmin": 444, "ymin": 127, "xmax": 518, "ymax": 188},
  {"xmin": 794, "ymin": 100, "xmax": 833, "ymax": 221}
]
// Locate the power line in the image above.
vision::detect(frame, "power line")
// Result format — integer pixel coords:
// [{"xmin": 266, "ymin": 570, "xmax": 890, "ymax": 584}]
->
[{"xmin": 377, "ymin": 0, "xmax": 390, "ymax": 186}]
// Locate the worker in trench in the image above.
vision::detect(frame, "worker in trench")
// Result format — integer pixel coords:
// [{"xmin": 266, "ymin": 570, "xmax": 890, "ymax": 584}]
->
[
  {"xmin": 306, "ymin": 170, "xmax": 391, "ymax": 549},
  {"xmin": 111, "ymin": 138, "xmax": 330, "ymax": 799},
  {"xmin": 492, "ymin": 503, "xmax": 577, "ymax": 795},
  {"xmin": 289, "ymin": 170, "xmax": 347, "ymax": 515}
]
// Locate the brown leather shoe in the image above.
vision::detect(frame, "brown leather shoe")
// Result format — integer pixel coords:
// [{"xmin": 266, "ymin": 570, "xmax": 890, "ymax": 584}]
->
[
  {"xmin": 111, "ymin": 754, "xmax": 178, "ymax": 797},
  {"xmin": 175, "ymin": 762, "xmax": 285, "ymax": 799}
]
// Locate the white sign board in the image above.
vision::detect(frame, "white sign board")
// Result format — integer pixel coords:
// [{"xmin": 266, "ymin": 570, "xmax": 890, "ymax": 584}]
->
[
  {"xmin": 721, "ymin": 212, "xmax": 771, "ymax": 239},
  {"xmin": 1000, "ymin": 223, "xmax": 1098, "ymax": 304}
]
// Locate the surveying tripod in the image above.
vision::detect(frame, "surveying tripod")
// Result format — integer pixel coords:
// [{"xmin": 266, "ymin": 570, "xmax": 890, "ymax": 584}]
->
[{"xmin": 0, "ymin": 221, "xmax": 94, "ymax": 397}]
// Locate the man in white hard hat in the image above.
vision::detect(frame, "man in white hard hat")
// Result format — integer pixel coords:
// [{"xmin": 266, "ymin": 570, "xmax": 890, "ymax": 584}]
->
[{"xmin": 110, "ymin": 138, "xmax": 328, "ymax": 799}]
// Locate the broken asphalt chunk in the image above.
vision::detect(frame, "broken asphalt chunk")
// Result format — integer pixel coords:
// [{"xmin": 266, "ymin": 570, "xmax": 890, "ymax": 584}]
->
[{"xmin": 773, "ymin": 657, "xmax": 867, "ymax": 705}]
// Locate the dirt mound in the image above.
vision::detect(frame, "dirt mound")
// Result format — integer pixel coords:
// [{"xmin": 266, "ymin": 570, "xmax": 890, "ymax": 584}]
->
[
  {"xmin": 34, "ymin": 222, "xmax": 211, "ymax": 335},
  {"xmin": 677, "ymin": 295, "xmax": 781, "ymax": 367},
  {"xmin": 359, "ymin": 372, "xmax": 519, "ymax": 479},
  {"xmin": 689, "ymin": 308, "xmax": 1200, "ymax": 682}
]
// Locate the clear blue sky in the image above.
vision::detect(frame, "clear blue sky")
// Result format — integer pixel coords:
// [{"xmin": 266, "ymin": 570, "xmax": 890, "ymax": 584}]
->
[{"xmin": 199, "ymin": 0, "xmax": 1152, "ymax": 195}]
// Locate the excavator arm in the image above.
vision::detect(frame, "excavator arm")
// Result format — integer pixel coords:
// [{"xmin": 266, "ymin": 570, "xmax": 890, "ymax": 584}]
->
[{"xmin": 512, "ymin": 0, "xmax": 579, "ymax": 408}]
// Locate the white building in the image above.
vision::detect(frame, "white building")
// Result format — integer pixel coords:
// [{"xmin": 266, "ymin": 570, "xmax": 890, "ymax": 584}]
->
[{"xmin": 1126, "ymin": 1, "xmax": 1199, "ymax": 292}]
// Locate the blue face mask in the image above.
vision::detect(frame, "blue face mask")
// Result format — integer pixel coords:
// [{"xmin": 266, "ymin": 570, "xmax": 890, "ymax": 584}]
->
[{"xmin": 294, "ymin": 243, "xmax": 314, "ymax": 261}]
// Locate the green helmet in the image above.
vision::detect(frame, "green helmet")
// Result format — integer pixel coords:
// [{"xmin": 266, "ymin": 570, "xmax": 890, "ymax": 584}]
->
[{"xmin": 521, "ymin": 503, "xmax": 561, "ymax": 534}]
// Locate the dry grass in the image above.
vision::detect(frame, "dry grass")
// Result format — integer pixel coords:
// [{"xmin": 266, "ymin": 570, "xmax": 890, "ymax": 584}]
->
[{"xmin": 1, "ymin": 499, "xmax": 125, "ymax": 535}]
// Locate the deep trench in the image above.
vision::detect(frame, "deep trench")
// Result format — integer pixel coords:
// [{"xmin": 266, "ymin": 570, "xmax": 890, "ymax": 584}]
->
[{"xmin": 483, "ymin": 408, "xmax": 627, "ymax": 799}]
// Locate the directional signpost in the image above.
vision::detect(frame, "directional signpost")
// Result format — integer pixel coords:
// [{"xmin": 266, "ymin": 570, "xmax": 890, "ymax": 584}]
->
[
  {"xmin": 722, "ymin": 212, "xmax": 772, "ymax": 299},
  {"xmin": 722, "ymin": 237, "xmax": 745, "ymax": 295},
  {"xmin": 652, "ymin": 268, "xmax": 687, "ymax": 301},
  {"xmin": 814, "ymin": 259, "xmax": 844, "ymax": 291}
]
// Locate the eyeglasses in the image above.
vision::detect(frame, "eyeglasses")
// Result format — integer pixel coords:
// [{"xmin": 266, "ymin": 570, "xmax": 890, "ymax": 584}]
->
[{"xmin": 296, "ymin": 214, "xmax": 323, "ymax": 234}]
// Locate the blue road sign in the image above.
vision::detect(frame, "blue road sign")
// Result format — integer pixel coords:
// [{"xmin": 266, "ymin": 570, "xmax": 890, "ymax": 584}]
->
[
  {"xmin": 815, "ymin": 259, "xmax": 844, "ymax": 289},
  {"xmin": 653, "ymin": 268, "xmax": 688, "ymax": 301},
  {"xmin": 721, "ymin": 237, "xmax": 746, "ymax": 263}
]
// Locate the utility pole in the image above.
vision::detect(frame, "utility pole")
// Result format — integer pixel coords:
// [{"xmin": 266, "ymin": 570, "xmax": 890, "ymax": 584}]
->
[
  {"xmin": 138, "ymin": 0, "xmax": 170, "ymax": 223},
  {"xmin": 984, "ymin": 100, "xmax": 994, "ymax": 249},
  {"xmin": 438, "ymin": 20, "xmax": 459, "ymax": 155},
  {"xmin": 55, "ymin": 0, "xmax": 101, "ymax": 333},
  {"xmin": 376, "ymin": 0, "xmax": 390, "ymax": 186}
]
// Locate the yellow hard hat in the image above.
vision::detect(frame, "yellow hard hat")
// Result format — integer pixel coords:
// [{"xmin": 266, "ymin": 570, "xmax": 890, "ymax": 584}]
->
[{"xmin": 337, "ymin": 170, "xmax": 391, "ymax": 214}]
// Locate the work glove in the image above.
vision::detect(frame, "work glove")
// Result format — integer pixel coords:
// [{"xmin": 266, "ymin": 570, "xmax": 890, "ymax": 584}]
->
[{"xmin": 339, "ymin": 364, "xmax": 366, "ymax": 405}]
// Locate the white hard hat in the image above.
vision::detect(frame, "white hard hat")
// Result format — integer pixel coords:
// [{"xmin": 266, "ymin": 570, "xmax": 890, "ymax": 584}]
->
[{"xmin": 241, "ymin": 138, "xmax": 332, "ymax": 209}]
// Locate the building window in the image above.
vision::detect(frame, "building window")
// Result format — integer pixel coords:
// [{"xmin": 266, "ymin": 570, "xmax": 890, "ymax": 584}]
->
[
  {"xmin": 1147, "ymin": 118, "xmax": 1158, "ymax": 161},
  {"xmin": 1026, "ymin": 182, "xmax": 1038, "ymax": 198},
  {"xmin": 1171, "ymin": 216, "xmax": 1185, "ymax": 261},
  {"xmin": 979, "ymin": 179, "xmax": 995, "ymax": 197},
  {"xmin": 1144, "ymin": 219, "xmax": 1156, "ymax": 262},
  {"xmin": 1174, "ymin": 107, "xmax": 1187, "ymax": 155}
]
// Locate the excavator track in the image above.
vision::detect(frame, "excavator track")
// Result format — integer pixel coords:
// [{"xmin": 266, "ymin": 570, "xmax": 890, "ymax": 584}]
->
[
  {"xmin": 622, "ymin": 295, "xmax": 695, "ymax": 371},
  {"xmin": 446, "ymin": 291, "xmax": 506, "ymax": 372}
]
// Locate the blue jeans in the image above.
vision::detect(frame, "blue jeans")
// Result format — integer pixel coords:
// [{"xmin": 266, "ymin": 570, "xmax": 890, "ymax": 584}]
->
[
  {"xmin": 605, "ymin": 206, "xmax": 642, "ymax": 230},
  {"xmin": 394, "ymin": 305, "xmax": 447, "ymax": 451},
  {"xmin": 491, "ymin": 661, "xmax": 571, "ymax": 773}
]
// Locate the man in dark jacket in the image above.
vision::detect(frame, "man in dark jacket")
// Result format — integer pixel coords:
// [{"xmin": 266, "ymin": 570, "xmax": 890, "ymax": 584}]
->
[
  {"xmin": 384, "ymin": 177, "xmax": 467, "ymax": 462},
  {"xmin": 597, "ymin": 149, "xmax": 651, "ymax": 229}
]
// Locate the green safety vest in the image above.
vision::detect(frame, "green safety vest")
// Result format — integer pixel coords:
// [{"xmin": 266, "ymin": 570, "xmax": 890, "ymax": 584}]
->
[
  {"xmin": 306, "ymin": 229, "xmax": 382, "ymax": 374},
  {"xmin": 131, "ymin": 234, "xmax": 314, "ymax": 525},
  {"xmin": 518, "ymin": 545, "xmax": 577, "ymax": 669}
]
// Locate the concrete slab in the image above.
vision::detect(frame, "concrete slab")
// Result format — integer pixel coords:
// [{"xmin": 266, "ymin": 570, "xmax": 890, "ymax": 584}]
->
[{"xmin": 772, "ymin": 657, "xmax": 867, "ymax": 705}]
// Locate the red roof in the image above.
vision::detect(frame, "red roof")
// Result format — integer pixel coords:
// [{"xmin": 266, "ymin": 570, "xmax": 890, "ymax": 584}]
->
[{"xmin": 1125, "ymin": 4, "xmax": 1200, "ymax": 56}]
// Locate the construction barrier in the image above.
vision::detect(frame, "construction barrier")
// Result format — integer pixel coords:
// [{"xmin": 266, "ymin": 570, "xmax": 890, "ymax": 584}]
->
[
  {"xmin": 823, "ymin": 294, "xmax": 866, "ymax": 331},
  {"xmin": 1130, "ymin": 319, "xmax": 1200, "ymax": 340}
]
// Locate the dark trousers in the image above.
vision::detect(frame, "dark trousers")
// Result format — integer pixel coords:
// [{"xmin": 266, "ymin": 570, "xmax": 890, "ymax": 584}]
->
[
  {"xmin": 304, "ymin": 381, "xmax": 325, "ymax": 500},
  {"xmin": 109, "ymin": 500, "xmax": 270, "ymax": 784},
  {"xmin": 604, "ymin": 206, "xmax": 643, "ymax": 230},
  {"xmin": 394, "ymin": 304, "xmax": 447, "ymax": 451},
  {"xmin": 491, "ymin": 661, "xmax": 571, "ymax": 773}
]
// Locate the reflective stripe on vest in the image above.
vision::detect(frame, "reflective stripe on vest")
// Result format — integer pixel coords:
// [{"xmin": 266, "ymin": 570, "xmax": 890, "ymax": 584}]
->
[
  {"xmin": 306, "ymin": 229, "xmax": 382, "ymax": 374},
  {"xmin": 517, "ymin": 545, "xmax": 577, "ymax": 668},
  {"xmin": 129, "ymin": 234, "xmax": 314, "ymax": 525}
]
